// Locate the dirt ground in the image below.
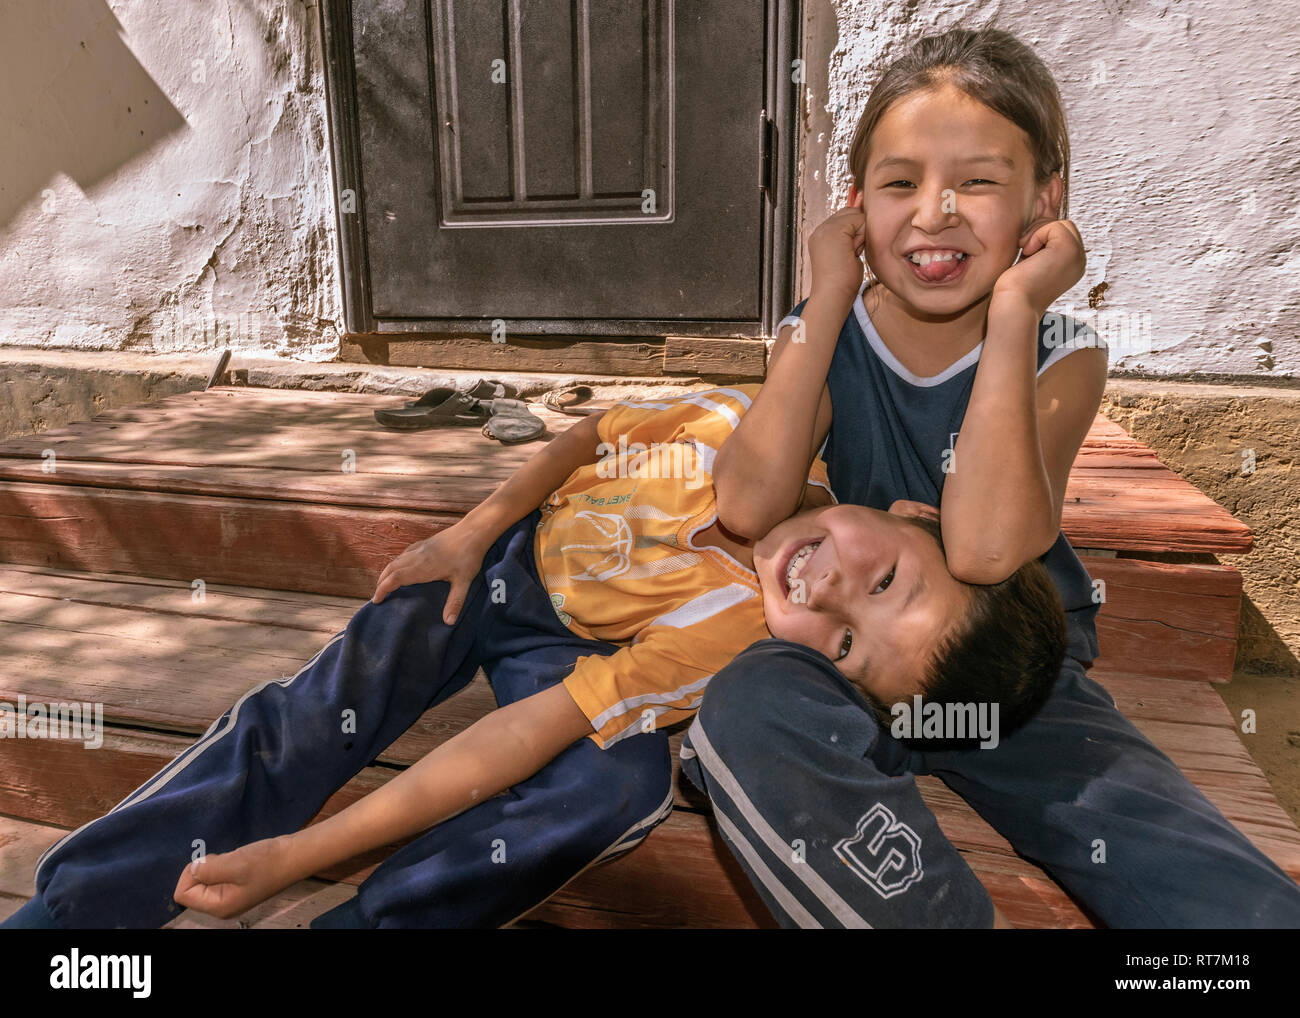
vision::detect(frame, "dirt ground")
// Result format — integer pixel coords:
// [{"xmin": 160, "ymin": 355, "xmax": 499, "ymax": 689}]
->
[{"xmin": 1217, "ymin": 669, "xmax": 1300, "ymax": 826}]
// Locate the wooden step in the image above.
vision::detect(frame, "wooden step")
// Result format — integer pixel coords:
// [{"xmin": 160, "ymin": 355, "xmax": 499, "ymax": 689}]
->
[
  {"xmin": 0, "ymin": 387, "xmax": 1252, "ymax": 679},
  {"xmin": 0, "ymin": 386, "xmax": 1252, "ymax": 554},
  {"xmin": 1084, "ymin": 557, "xmax": 1242, "ymax": 683},
  {"xmin": 0, "ymin": 386, "xmax": 1282, "ymax": 928},
  {"xmin": 1, "ymin": 564, "xmax": 1296, "ymax": 928}
]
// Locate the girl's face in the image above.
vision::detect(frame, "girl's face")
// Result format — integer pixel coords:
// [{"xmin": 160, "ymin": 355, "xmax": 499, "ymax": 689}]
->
[{"xmin": 849, "ymin": 82, "xmax": 1063, "ymax": 318}]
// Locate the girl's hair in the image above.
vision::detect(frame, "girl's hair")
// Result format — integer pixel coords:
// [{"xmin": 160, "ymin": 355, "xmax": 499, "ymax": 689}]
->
[{"xmin": 848, "ymin": 27, "xmax": 1071, "ymax": 245}]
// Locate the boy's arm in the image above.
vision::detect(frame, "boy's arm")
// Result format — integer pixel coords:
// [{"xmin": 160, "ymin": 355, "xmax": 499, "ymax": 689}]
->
[
  {"xmin": 713, "ymin": 291, "xmax": 848, "ymax": 540},
  {"xmin": 371, "ymin": 409, "xmax": 608, "ymax": 606},
  {"xmin": 271, "ymin": 683, "xmax": 595, "ymax": 889},
  {"xmin": 460, "ymin": 409, "xmax": 607, "ymax": 539}
]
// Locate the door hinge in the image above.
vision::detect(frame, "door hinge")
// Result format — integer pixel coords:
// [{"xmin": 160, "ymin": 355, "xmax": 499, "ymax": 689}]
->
[{"xmin": 758, "ymin": 109, "xmax": 774, "ymax": 193}]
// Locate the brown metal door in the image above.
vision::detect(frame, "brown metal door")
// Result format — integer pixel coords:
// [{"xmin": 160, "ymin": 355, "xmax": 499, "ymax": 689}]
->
[{"xmin": 322, "ymin": 0, "xmax": 797, "ymax": 341}]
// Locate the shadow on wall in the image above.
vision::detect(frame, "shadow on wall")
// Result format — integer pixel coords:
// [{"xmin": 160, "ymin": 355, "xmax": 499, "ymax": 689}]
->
[{"xmin": 0, "ymin": 0, "xmax": 185, "ymax": 228}]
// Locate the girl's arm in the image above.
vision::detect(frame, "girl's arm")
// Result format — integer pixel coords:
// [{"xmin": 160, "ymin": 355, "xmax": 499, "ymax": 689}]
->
[
  {"xmin": 713, "ymin": 295, "xmax": 843, "ymax": 540},
  {"xmin": 939, "ymin": 215, "xmax": 1100, "ymax": 583},
  {"xmin": 173, "ymin": 683, "xmax": 594, "ymax": 919},
  {"xmin": 714, "ymin": 197, "xmax": 865, "ymax": 540},
  {"xmin": 940, "ymin": 292, "xmax": 1107, "ymax": 584}
]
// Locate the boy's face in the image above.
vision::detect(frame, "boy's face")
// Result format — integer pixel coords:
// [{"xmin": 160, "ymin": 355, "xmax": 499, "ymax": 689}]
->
[
  {"xmin": 848, "ymin": 81, "xmax": 1063, "ymax": 317},
  {"xmin": 752, "ymin": 501, "xmax": 972, "ymax": 705}
]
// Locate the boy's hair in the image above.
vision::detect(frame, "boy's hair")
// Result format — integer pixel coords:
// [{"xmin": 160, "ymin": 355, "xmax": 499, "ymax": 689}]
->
[
  {"xmin": 848, "ymin": 26, "xmax": 1071, "ymax": 218},
  {"xmin": 851, "ymin": 514, "xmax": 1067, "ymax": 749}
]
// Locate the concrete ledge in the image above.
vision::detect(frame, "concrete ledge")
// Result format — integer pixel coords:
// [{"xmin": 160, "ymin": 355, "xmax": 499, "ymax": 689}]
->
[{"xmin": 0, "ymin": 347, "xmax": 713, "ymax": 441}]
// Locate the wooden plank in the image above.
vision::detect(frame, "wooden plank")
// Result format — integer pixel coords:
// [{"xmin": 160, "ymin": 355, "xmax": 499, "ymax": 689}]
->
[
  {"xmin": 0, "ymin": 776, "xmax": 1086, "ymax": 929},
  {"xmin": 5, "ymin": 702, "xmax": 1294, "ymax": 921},
  {"xmin": 0, "ymin": 481, "xmax": 456, "ymax": 597},
  {"xmin": 0, "ymin": 730, "xmax": 769, "ymax": 928},
  {"xmin": 0, "ymin": 388, "xmax": 581, "ymax": 461},
  {"xmin": 1090, "ymin": 669, "xmax": 1236, "ymax": 726},
  {"xmin": 342, "ymin": 336, "xmax": 669, "ymax": 376},
  {"xmin": 1090, "ymin": 559, "xmax": 1242, "ymax": 683},
  {"xmin": 0, "ymin": 565, "xmax": 1249, "ymax": 821},
  {"xmin": 0, "ymin": 391, "xmax": 1253, "ymax": 555},
  {"xmin": 0, "ymin": 563, "xmax": 363, "ymax": 628},
  {"xmin": 5, "ymin": 701, "xmax": 1296, "ymax": 904},
  {"xmin": 1058, "ymin": 476, "xmax": 1253, "ymax": 553},
  {"xmin": 0, "ymin": 471, "xmax": 1250, "ymax": 565},
  {"xmin": 0, "ymin": 569, "xmax": 713, "ymax": 810},
  {"xmin": 663, "ymin": 336, "xmax": 765, "ymax": 379},
  {"xmin": 960, "ymin": 850, "xmax": 1094, "ymax": 928},
  {"xmin": 0, "ymin": 457, "xmax": 521, "ymax": 513}
]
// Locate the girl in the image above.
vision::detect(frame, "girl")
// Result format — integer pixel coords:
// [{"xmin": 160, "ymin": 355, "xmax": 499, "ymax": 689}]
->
[{"xmin": 683, "ymin": 26, "xmax": 1300, "ymax": 928}]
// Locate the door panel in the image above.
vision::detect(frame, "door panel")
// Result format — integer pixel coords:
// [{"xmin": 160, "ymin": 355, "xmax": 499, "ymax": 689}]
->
[{"xmin": 322, "ymin": 0, "xmax": 796, "ymax": 339}]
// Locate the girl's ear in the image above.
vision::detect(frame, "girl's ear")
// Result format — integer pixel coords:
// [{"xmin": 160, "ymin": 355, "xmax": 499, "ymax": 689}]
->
[
  {"xmin": 1035, "ymin": 172, "xmax": 1065, "ymax": 222},
  {"xmin": 888, "ymin": 499, "xmax": 939, "ymax": 522},
  {"xmin": 1019, "ymin": 174, "xmax": 1067, "ymax": 250}
]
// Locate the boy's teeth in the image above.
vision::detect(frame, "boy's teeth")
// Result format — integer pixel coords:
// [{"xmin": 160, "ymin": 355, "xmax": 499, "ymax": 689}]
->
[{"xmin": 785, "ymin": 540, "xmax": 821, "ymax": 589}]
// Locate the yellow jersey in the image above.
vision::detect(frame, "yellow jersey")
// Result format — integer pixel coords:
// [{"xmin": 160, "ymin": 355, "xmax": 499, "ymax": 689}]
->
[{"xmin": 533, "ymin": 384, "xmax": 835, "ymax": 748}]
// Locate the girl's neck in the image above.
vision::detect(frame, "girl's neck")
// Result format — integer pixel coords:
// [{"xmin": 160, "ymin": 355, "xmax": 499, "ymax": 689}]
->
[{"xmin": 862, "ymin": 282, "xmax": 995, "ymax": 376}]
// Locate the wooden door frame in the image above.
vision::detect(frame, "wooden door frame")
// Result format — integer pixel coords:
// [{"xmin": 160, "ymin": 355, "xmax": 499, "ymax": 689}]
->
[{"xmin": 318, "ymin": 0, "xmax": 802, "ymax": 348}]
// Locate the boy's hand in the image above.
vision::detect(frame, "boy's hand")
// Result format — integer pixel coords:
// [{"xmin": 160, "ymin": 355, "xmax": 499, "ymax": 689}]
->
[
  {"xmin": 807, "ymin": 192, "xmax": 867, "ymax": 303},
  {"xmin": 371, "ymin": 517, "xmax": 494, "ymax": 622},
  {"xmin": 172, "ymin": 836, "xmax": 297, "ymax": 922},
  {"xmin": 992, "ymin": 217, "xmax": 1086, "ymax": 319}
]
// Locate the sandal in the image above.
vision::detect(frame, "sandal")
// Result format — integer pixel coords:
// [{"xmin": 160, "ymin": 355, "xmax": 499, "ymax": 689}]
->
[
  {"xmin": 374, "ymin": 379, "xmax": 532, "ymax": 430},
  {"xmin": 463, "ymin": 377, "xmax": 524, "ymax": 400},
  {"xmin": 481, "ymin": 411, "xmax": 547, "ymax": 444},
  {"xmin": 373, "ymin": 388, "xmax": 489, "ymax": 430},
  {"xmin": 541, "ymin": 385, "xmax": 601, "ymax": 416}
]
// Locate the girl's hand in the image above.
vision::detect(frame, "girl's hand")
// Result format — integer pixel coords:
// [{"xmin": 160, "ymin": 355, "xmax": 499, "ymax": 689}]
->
[
  {"xmin": 992, "ymin": 217, "xmax": 1086, "ymax": 319},
  {"xmin": 808, "ymin": 192, "xmax": 867, "ymax": 303},
  {"xmin": 371, "ymin": 517, "xmax": 494, "ymax": 621},
  {"xmin": 173, "ymin": 836, "xmax": 298, "ymax": 921}
]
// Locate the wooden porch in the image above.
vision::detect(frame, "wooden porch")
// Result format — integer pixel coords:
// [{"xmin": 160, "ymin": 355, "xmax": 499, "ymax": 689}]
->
[{"xmin": 0, "ymin": 384, "xmax": 1297, "ymax": 928}]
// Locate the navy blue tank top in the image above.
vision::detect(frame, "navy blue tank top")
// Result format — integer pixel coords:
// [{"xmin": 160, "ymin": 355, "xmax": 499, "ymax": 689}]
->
[{"xmin": 783, "ymin": 282, "xmax": 1104, "ymax": 664}]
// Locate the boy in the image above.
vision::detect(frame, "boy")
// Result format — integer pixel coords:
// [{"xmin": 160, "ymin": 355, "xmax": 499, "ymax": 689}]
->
[{"xmin": 4, "ymin": 384, "xmax": 1063, "ymax": 929}]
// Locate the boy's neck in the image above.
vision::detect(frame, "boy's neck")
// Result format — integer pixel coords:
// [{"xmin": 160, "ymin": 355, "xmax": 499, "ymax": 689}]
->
[{"xmin": 694, "ymin": 518, "xmax": 756, "ymax": 571}]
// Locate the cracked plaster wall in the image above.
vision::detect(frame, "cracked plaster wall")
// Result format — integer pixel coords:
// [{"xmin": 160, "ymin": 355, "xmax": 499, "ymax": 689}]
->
[
  {"xmin": 796, "ymin": 0, "xmax": 1300, "ymax": 378},
  {"xmin": 2, "ymin": 1, "xmax": 1298, "ymax": 379},
  {"xmin": 0, "ymin": 0, "xmax": 341, "ymax": 360}
]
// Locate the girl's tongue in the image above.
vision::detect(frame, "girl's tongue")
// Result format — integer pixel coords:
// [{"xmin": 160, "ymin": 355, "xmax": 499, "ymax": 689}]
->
[{"xmin": 913, "ymin": 253, "xmax": 964, "ymax": 281}]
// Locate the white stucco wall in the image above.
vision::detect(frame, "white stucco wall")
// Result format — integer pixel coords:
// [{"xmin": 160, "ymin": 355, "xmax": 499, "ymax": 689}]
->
[
  {"xmin": 0, "ymin": 0, "xmax": 341, "ymax": 360},
  {"xmin": 798, "ymin": 0, "xmax": 1300, "ymax": 377},
  {"xmin": 1, "ymin": 0, "xmax": 1296, "ymax": 377}
]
